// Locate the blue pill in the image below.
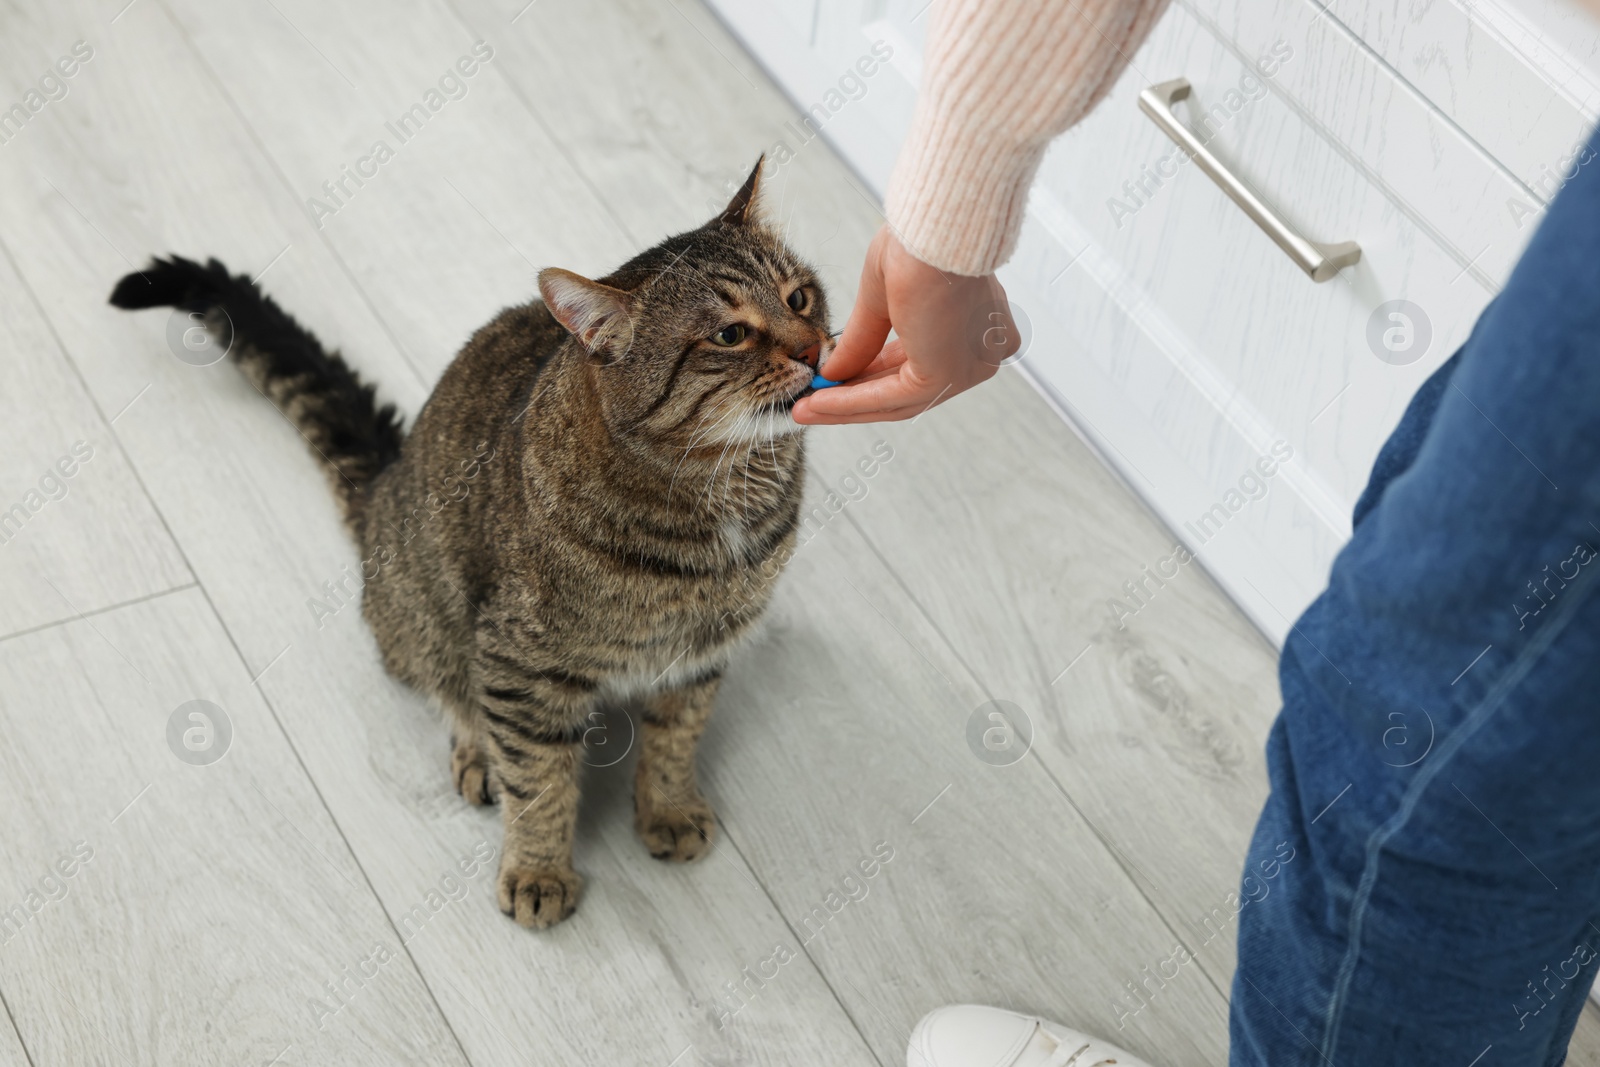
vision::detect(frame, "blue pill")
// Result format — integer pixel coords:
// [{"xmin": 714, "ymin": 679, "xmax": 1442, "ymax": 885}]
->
[{"xmin": 810, "ymin": 374, "xmax": 842, "ymax": 389}]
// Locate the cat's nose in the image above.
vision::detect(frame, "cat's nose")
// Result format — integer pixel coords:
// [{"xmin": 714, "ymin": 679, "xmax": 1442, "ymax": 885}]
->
[{"xmin": 791, "ymin": 342, "xmax": 820, "ymax": 367}]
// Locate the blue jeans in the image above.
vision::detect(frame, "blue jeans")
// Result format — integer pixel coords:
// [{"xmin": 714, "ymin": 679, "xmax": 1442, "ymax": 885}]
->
[{"xmin": 1230, "ymin": 127, "xmax": 1600, "ymax": 1065}]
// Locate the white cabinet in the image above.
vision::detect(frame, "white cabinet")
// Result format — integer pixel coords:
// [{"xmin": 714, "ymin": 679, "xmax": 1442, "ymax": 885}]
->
[
  {"xmin": 1335, "ymin": 0, "xmax": 1600, "ymax": 197},
  {"xmin": 707, "ymin": 0, "xmax": 1600, "ymax": 643}
]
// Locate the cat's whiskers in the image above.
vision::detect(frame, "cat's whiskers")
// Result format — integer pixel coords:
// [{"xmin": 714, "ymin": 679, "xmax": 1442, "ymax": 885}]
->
[
  {"xmin": 668, "ymin": 392, "xmax": 746, "ymax": 502},
  {"xmin": 723, "ymin": 409, "xmax": 769, "ymax": 520},
  {"xmin": 689, "ymin": 400, "xmax": 751, "ymax": 512},
  {"xmin": 743, "ymin": 409, "xmax": 791, "ymax": 524},
  {"xmin": 666, "ymin": 423, "xmax": 713, "ymax": 503},
  {"xmin": 708, "ymin": 407, "xmax": 755, "ymax": 514},
  {"xmin": 739, "ymin": 419, "xmax": 761, "ymax": 523},
  {"xmin": 733, "ymin": 422, "xmax": 752, "ymax": 521},
  {"xmin": 678, "ymin": 407, "xmax": 727, "ymax": 458},
  {"xmin": 704, "ymin": 439, "xmax": 740, "ymax": 518},
  {"xmin": 765, "ymin": 407, "xmax": 781, "ymax": 475}
]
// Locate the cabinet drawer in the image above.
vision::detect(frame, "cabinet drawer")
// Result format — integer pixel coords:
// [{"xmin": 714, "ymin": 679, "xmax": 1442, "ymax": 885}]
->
[
  {"xmin": 1321, "ymin": 0, "xmax": 1599, "ymax": 204},
  {"xmin": 1179, "ymin": 0, "xmax": 1539, "ymax": 287}
]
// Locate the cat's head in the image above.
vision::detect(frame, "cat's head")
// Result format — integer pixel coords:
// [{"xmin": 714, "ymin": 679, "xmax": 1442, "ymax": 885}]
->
[{"xmin": 537, "ymin": 158, "xmax": 832, "ymax": 448}]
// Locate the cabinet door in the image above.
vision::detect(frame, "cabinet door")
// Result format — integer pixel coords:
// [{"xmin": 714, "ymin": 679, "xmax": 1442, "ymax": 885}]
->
[
  {"xmin": 1329, "ymin": 0, "xmax": 1600, "ymax": 196},
  {"xmin": 710, "ymin": 0, "xmax": 916, "ymax": 192}
]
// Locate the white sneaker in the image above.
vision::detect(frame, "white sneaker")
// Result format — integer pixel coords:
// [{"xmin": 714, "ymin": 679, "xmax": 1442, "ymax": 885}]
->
[{"xmin": 906, "ymin": 1005, "xmax": 1157, "ymax": 1067}]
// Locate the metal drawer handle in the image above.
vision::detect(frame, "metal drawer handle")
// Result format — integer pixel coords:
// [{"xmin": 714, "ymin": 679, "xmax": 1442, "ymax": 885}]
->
[{"xmin": 1137, "ymin": 78, "xmax": 1361, "ymax": 283}]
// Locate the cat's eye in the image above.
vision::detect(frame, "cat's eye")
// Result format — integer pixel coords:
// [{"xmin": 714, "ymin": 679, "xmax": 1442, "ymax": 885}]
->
[
  {"xmin": 786, "ymin": 287, "xmax": 809, "ymax": 313},
  {"xmin": 709, "ymin": 324, "xmax": 747, "ymax": 347}
]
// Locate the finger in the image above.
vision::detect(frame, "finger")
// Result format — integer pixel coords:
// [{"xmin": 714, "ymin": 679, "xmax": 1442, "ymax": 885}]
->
[
  {"xmin": 825, "ymin": 356, "xmax": 903, "ymax": 389},
  {"xmin": 853, "ymin": 337, "xmax": 907, "ymax": 379},
  {"xmin": 820, "ymin": 231, "xmax": 892, "ymax": 382},
  {"xmin": 843, "ymin": 364, "xmax": 902, "ymax": 386},
  {"xmin": 791, "ymin": 403, "xmax": 931, "ymax": 425},
  {"xmin": 796, "ymin": 373, "xmax": 944, "ymax": 420},
  {"xmin": 825, "ymin": 299, "xmax": 891, "ymax": 382},
  {"xmin": 813, "ymin": 337, "xmax": 906, "ymax": 394}
]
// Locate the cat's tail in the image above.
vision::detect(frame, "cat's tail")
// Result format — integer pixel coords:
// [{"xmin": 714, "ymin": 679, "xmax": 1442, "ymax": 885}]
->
[{"xmin": 109, "ymin": 255, "xmax": 404, "ymax": 520}]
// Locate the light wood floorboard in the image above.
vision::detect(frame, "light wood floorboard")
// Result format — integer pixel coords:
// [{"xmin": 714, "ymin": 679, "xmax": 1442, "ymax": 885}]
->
[
  {"xmin": 0, "ymin": 0, "xmax": 1500, "ymax": 1065},
  {"xmin": 0, "ymin": 2, "xmax": 881, "ymax": 1064},
  {"xmin": 0, "ymin": 588, "xmax": 469, "ymax": 1065},
  {"xmin": 0, "ymin": 1008, "xmax": 26, "ymax": 1067},
  {"xmin": 806, "ymin": 374, "xmax": 1284, "ymax": 990},
  {"xmin": 1572, "ymin": 1003, "xmax": 1600, "ymax": 1066},
  {"xmin": 0, "ymin": 217, "xmax": 191, "ymax": 640}
]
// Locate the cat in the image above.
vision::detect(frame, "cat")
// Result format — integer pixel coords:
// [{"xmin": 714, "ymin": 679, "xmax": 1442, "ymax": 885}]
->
[{"xmin": 110, "ymin": 159, "xmax": 831, "ymax": 928}]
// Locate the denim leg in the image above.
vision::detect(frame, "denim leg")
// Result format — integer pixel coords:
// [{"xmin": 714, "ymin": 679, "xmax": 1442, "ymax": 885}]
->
[
  {"xmin": 1230, "ymin": 126, "xmax": 1600, "ymax": 1066},
  {"xmin": 1348, "ymin": 344, "xmax": 1462, "ymax": 531}
]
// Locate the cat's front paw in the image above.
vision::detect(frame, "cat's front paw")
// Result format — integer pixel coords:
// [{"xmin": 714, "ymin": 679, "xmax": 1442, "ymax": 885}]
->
[
  {"xmin": 496, "ymin": 863, "xmax": 581, "ymax": 929},
  {"xmin": 450, "ymin": 732, "xmax": 494, "ymax": 806},
  {"xmin": 635, "ymin": 790, "xmax": 717, "ymax": 862}
]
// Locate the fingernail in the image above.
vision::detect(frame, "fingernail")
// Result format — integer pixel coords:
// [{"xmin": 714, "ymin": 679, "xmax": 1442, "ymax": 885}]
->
[{"xmin": 811, "ymin": 374, "xmax": 842, "ymax": 389}]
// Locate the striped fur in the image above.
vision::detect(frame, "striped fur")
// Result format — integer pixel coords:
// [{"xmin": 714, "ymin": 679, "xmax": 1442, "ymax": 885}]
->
[{"xmin": 111, "ymin": 160, "xmax": 827, "ymax": 928}]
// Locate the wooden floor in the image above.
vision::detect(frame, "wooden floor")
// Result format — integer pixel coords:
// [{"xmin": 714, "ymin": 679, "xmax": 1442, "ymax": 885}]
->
[{"xmin": 0, "ymin": 1, "xmax": 1597, "ymax": 1064}]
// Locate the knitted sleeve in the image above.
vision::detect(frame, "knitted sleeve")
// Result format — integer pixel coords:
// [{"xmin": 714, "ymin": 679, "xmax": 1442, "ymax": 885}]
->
[{"xmin": 884, "ymin": 0, "xmax": 1171, "ymax": 275}]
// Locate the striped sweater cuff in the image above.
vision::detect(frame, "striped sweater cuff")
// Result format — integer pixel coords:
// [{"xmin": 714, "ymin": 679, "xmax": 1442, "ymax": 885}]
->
[
  {"xmin": 885, "ymin": 112, "xmax": 1048, "ymax": 276},
  {"xmin": 884, "ymin": 0, "xmax": 1170, "ymax": 277}
]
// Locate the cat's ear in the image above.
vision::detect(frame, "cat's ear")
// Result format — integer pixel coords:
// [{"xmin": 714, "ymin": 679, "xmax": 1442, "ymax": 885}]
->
[
  {"xmin": 538, "ymin": 268, "xmax": 634, "ymax": 360},
  {"xmin": 718, "ymin": 155, "xmax": 768, "ymax": 226}
]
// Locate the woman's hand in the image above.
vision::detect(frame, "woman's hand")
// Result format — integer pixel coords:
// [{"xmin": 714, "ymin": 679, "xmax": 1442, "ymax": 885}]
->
[{"xmin": 793, "ymin": 225, "xmax": 1019, "ymax": 425}]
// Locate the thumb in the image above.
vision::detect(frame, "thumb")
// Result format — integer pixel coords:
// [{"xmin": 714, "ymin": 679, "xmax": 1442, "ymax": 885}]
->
[{"xmin": 821, "ymin": 232, "xmax": 893, "ymax": 382}]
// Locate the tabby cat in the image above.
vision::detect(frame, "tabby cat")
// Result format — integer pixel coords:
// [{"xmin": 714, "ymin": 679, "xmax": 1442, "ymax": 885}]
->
[{"xmin": 110, "ymin": 160, "xmax": 830, "ymax": 928}]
